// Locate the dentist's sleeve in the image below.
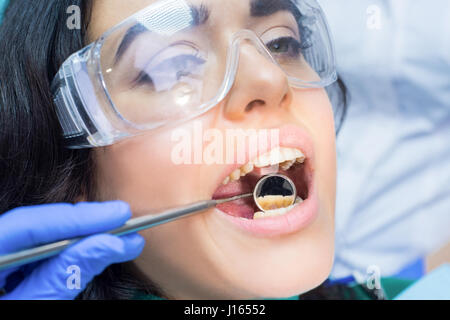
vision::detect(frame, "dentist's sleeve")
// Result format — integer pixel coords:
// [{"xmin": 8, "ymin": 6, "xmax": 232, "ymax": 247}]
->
[{"xmin": 318, "ymin": 0, "xmax": 450, "ymax": 279}]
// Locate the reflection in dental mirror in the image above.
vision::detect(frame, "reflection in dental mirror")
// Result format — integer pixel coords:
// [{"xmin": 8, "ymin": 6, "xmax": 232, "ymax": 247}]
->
[{"xmin": 253, "ymin": 174, "xmax": 297, "ymax": 212}]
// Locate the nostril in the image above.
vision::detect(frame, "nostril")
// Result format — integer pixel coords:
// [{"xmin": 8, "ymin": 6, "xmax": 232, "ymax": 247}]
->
[
  {"xmin": 280, "ymin": 91, "xmax": 291, "ymax": 108},
  {"xmin": 245, "ymin": 99, "xmax": 265, "ymax": 112}
]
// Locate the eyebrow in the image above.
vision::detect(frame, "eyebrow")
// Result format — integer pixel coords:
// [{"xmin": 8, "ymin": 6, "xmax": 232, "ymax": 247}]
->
[
  {"xmin": 114, "ymin": 0, "xmax": 301, "ymax": 64},
  {"xmin": 114, "ymin": 4, "xmax": 210, "ymax": 64},
  {"xmin": 250, "ymin": 0, "xmax": 302, "ymax": 21}
]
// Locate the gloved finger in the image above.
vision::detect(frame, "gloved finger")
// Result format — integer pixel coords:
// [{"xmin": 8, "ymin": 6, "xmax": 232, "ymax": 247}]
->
[
  {"xmin": 0, "ymin": 260, "xmax": 42, "ymax": 288},
  {"xmin": 0, "ymin": 201, "xmax": 132, "ymax": 254},
  {"xmin": 1, "ymin": 233, "xmax": 145, "ymax": 300},
  {"xmin": 0, "ymin": 261, "xmax": 44, "ymax": 293},
  {"xmin": 0, "ymin": 267, "xmax": 19, "ymax": 288}
]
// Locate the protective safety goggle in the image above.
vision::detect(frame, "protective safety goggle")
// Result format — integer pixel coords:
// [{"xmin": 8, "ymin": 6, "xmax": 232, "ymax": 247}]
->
[{"xmin": 51, "ymin": 0, "xmax": 337, "ymax": 148}]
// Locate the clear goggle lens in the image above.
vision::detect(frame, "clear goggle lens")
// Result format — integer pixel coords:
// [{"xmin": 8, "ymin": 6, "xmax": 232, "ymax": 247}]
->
[{"xmin": 97, "ymin": 0, "xmax": 336, "ymax": 127}]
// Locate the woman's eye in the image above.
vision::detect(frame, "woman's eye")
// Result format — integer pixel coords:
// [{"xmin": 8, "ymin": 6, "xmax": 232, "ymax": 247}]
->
[
  {"xmin": 134, "ymin": 72, "xmax": 154, "ymax": 87},
  {"xmin": 133, "ymin": 53, "xmax": 206, "ymax": 91},
  {"xmin": 266, "ymin": 37, "xmax": 302, "ymax": 57}
]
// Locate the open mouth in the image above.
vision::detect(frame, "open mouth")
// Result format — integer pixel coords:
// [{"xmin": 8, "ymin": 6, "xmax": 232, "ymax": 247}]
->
[{"xmin": 212, "ymin": 147, "xmax": 312, "ymax": 220}]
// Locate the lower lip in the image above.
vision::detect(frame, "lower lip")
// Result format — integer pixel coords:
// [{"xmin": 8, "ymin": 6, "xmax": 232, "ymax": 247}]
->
[{"xmin": 214, "ymin": 180, "xmax": 318, "ymax": 238}]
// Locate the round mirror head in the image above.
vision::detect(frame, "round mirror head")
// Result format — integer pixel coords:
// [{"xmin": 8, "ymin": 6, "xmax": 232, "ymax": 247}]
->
[{"xmin": 253, "ymin": 174, "xmax": 296, "ymax": 212}]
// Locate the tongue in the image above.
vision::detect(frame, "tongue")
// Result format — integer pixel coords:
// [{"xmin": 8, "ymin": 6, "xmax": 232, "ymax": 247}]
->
[
  {"xmin": 216, "ymin": 198, "xmax": 255, "ymax": 219},
  {"xmin": 212, "ymin": 179, "xmax": 251, "ymax": 199},
  {"xmin": 213, "ymin": 178, "xmax": 256, "ymax": 219}
]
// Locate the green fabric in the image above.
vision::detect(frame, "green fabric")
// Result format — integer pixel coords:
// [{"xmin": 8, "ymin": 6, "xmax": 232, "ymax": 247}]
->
[
  {"xmin": 379, "ymin": 277, "xmax": 416, "ymax": 299},
  {"xmin": 132, "ymin": 290, "xmax": 302, "ymax": 300},
  {"xmin": 264, "ymin": 296, "xmax": 299, "ymax": 300},
  {"xmin": 343, "ymin": 277, "xmax": 415, "ymax": 300},
  {"xmin": 131, "ymin": 277, "xmax": 416, "ymax": 300},
  {"xmin": 132, "ymin": 291, "xmax": 300, "ymax": 300},
  {"xmin": 133, "ymin": 291, "xmax": 166, "ymax": 300}
]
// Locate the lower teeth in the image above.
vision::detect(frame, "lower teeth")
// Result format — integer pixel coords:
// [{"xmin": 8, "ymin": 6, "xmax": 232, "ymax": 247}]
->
[
  {"xmin": 256, "ymin": 195, "xmax": 295, "ymax": 211},
  {"xmin": 253, "ymin": 196, "xmax": 303, "ymax": 219}
]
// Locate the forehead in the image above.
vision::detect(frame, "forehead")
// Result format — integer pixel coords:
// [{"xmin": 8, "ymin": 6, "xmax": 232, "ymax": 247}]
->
[{"xmin": 88, "ymin": 0, "xmax": 295, "ymax": 41}]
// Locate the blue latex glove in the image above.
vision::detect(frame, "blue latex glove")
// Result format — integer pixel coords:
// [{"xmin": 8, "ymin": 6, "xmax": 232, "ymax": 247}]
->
[{"xmin": 0, "ymin": 201, "xmax": 145, "ymax": 300}]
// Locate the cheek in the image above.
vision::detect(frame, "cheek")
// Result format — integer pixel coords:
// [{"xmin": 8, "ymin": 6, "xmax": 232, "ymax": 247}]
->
[
  {"xmin": 94, "ymin": 128, "xmax": 202, "ymax": 213},
  {"xmin": 290, "ymin": 89, "xmax": 337, "ymax": 213},
  {"xmin": 93, "ymin": 111, "xmax": 224, "ymax": 214}
]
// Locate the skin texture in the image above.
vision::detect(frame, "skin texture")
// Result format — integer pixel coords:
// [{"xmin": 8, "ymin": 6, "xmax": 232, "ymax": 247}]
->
[
  {"xmin": 426, "ymin": 241, "xmax": 450, "ymax": 273},
  {"xmin": 87, "ymin": 0, "xmax": 336, "ymax": 299}
]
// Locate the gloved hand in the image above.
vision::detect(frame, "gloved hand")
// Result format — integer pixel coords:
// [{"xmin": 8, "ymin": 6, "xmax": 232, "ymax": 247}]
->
[{"xmin": 0, "ymin": 201, "xmax": 145, "ymax": 300}]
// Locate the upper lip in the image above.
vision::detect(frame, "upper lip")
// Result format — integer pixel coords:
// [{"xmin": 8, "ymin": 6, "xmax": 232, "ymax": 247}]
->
[{"xmin": 213, "ymin": 124, "xmax": 315, "ymax": 195}]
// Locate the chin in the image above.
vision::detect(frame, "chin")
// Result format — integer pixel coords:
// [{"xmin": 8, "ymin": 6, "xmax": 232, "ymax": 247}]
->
[
  {"xmin": 256, "ymin": 253, "xmax": 334, "ymax": 299},
  {"xmin": 223, "ymin": 225, "xmax": 335, "ymax": 299}
]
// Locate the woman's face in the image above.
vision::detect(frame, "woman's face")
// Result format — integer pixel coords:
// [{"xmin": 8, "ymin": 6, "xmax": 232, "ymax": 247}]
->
[{"xmin": 89, "ymin": 0, "xmax": 336, "ymax": 299}]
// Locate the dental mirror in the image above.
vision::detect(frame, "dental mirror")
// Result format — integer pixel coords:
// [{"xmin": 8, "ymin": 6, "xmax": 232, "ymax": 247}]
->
[{"xmin": 253, "ymin": 174, "xmax": 297, "ymax": 212}]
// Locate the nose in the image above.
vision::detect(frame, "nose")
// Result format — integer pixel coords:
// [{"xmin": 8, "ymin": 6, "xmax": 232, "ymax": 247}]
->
[{"xmin": 223, "ymin": 42, "xmax": 293, "ymax": 120}]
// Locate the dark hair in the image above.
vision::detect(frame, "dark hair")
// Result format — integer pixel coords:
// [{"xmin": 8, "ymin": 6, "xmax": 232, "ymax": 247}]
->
[{"xmin": 0, "ymin": 0, "xmax": 347, "ymax": 300}]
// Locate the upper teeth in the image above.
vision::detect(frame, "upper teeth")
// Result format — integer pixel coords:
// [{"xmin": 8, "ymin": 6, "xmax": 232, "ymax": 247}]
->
[{"xmin": 223, "ymin": 147, "xmax": 305, "ymax": 185}]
